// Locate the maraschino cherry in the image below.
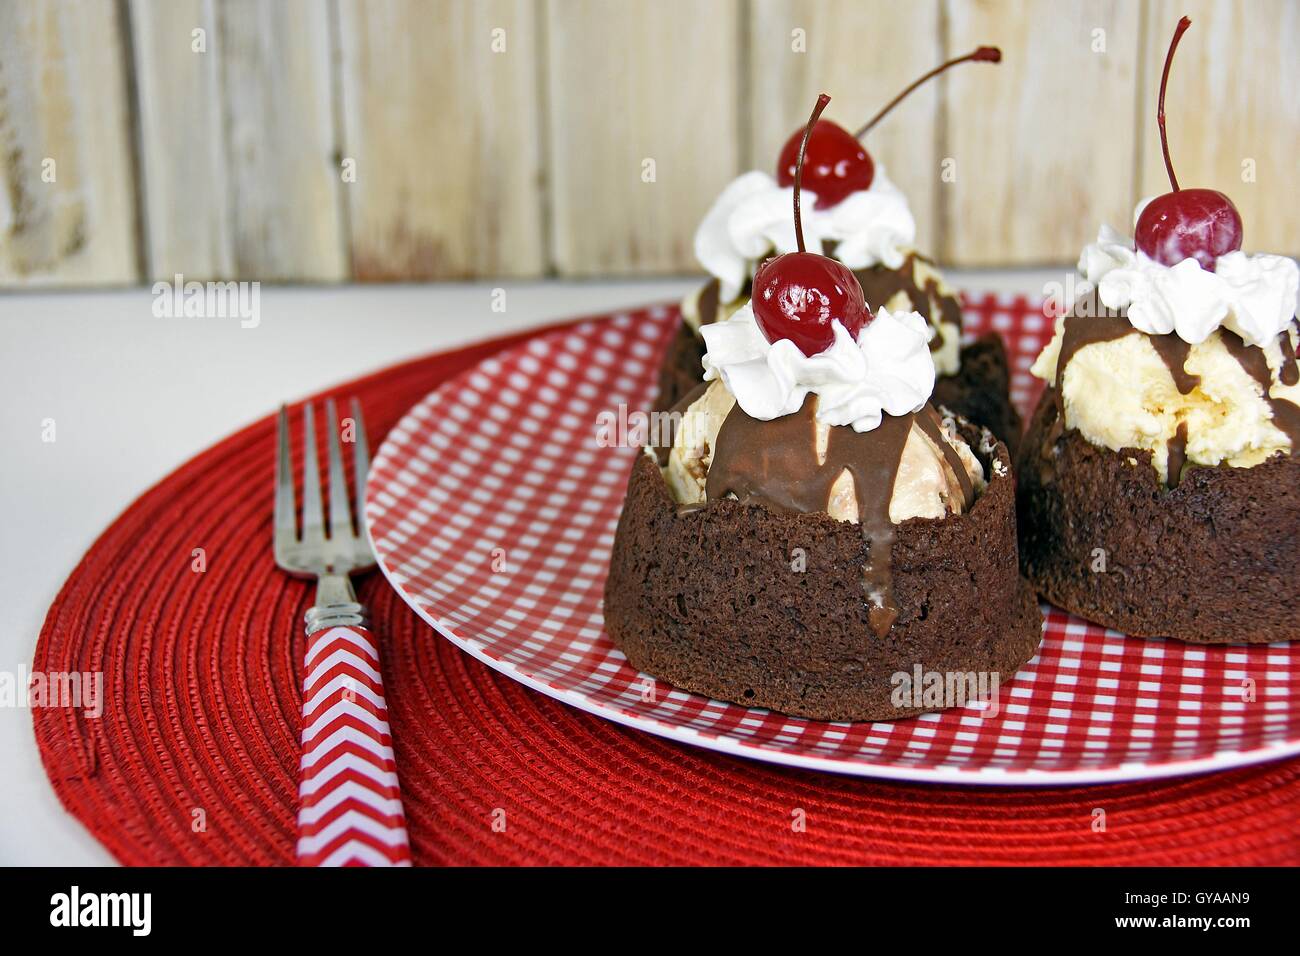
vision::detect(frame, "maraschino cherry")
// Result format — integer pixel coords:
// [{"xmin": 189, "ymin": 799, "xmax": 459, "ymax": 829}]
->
[
  {"xmin": 775, "ymin": 47, "xmax": 1001, "ymax": 208},
  {"xmin": 753, "ymin": 94, "xmax": 871, "ymax": 356},
  {"xmin": 1134, "ymin": 16, "xmax": 1242, "ymax": 272}
]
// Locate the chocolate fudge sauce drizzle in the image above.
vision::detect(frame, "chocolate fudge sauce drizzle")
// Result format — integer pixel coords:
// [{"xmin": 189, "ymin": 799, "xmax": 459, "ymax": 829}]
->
[
  {"xmin": 1146, "ymin": 331, "xmax": 1197, "ymax": 485},
  {"xmin": 1166, "ymin": 421, "xmax": 1190, "ymax": 488},
  {"xmin": 1279, "ymin": 323, "xmax": 1299, "ymax": 386},
  {"xmin": 1050, "ymin": 306, "xmax": 1210, "ymax": 487},
  {"xmin": 1149, "ymin": 335, "xmax": 1200, "ymax": 394},
  {"xmin": 916, "ymin": 407, "xmax": 975, "ymax": 505},
  {"xmin": 1052, "ymin": 292, "xmax": 1213, "ymax": 398},
  {"xmin": 1045, "ymin": 302, "xmax": 1135, "ymax": 457},
  {"xmin": 707, "ymin": 397, "xmax": 969, "ymax": 636},
  {"xmin": 1219, "ymin": 326, "xmax": 1300, "ymax": 451}
]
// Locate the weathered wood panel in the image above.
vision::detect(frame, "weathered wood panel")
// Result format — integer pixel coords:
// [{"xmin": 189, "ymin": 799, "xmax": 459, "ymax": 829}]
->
[
  {"xmin": 130, "ymin": 0, "xmax": 343, "ymax": 281},
  {"xmin": 0, "ymin": 0, "xmax": 138, "ymax": 286},
  {"xmin": 129, "ymin": 0, "xmax": 232, "ymax": 279},
  {"xmin": 217, "ymin": 0, "xmax": 345, "ymax": 280},
  {"xmin": 1137, "ymin": 0, "xmax": 1300, "ymax": 257},
  {"xmin": 748, "ymin": 0, "xmax": 942, "ymax": 247},
  {"xmin": 545, "ymin": 0, "xmax": 742, "ymax": 275},
  {"xmin": 3, "ymin": 0, "xmax": 1297, "ymax": 287},
  {"xmin": 337, "ymin": 0, "xmax": 545, "ymax": 280},
  {"xmin": 941, "ymin": 0, "xmax": 1142, "ymax": 266}
]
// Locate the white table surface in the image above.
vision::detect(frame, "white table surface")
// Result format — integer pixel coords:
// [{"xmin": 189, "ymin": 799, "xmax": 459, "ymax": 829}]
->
[{"xmin": 0, "ymin": 269, "xmax": 1058, "ymax": 865}]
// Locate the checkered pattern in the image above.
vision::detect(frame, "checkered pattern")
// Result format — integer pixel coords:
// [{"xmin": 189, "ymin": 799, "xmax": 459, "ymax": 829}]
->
[{"xmin": 365, "ymin": 296, "xmax": 1300, "ymax": 783}]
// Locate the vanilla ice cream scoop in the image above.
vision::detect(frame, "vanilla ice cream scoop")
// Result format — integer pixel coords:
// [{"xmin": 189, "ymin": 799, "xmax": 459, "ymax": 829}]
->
[{"xmin": 660, "ymin": 379, "xmax": 983, "ymax": 523}]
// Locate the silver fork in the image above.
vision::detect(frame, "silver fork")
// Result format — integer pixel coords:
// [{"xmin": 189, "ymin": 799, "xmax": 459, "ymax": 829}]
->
[{"xmin": 275, "ymin": 399, "xmax": 411, "ymax": 866}]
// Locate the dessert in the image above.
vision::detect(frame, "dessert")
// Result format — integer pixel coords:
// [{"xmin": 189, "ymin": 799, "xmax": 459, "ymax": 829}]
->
[
  {"xmin": 1017, "ymin": 17, "xmax": 1300, "ymax": 643},
  {"xmin": 607, "ymin": 96, "xmax": 1042, "ymax": 721},
  {"xmin": 659, "ymin": 48, "xmax": 1022, "ymax": 453}
]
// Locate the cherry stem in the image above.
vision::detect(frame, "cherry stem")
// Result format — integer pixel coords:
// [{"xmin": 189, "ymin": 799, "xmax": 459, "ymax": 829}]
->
[
  {"xmin": 793, "ymin": 93, "xmax": 831, "ymax": 254},
  {"xmin": 854, "ymin": 46, "xmax": 1001, "ymax": 139},
  {"xmin": 1156, "ymin": 16, "xmax": 1192, "ymax": 192}
]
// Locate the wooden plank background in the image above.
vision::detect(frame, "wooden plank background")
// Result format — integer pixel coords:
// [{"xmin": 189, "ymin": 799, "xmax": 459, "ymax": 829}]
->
[
  {"xmin": 546, "ymin": 0, "xmax": 742, "ymax": 275},
  {"xmin": 1, "ymin": 0, "xmax": 1295, "ymax": 287},
  {"xmin": 0, "ymin": 0, "xmax": 138, "ymax": 286},
  {"xmin": 339, "ymin": 0, "xmax": 545, "ymax": 279}
]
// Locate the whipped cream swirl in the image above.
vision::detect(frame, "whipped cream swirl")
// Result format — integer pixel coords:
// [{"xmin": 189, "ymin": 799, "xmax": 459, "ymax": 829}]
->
[
  {"xmin": 1079, "ymin": 217, "xmax": 1299, "ymax": 348},
  {"xmin": 694, "ymin": 168, "xmax": 916, "ymax": 302},
  {"xmin": 700, "ymin": 303, "xmax": 935, "ymax": 433}
]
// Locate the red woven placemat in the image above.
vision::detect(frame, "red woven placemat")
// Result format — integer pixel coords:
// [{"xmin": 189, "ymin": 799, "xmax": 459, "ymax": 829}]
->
[{"xmin": 32, "ymin": 312, "xmax": 1300, "ymax": 866}]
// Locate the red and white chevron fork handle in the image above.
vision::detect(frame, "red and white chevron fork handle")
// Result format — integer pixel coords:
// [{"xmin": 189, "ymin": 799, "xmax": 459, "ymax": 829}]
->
[{"xmin": 298, "ymin": 624, "xmax": 411, "ymax": 865}]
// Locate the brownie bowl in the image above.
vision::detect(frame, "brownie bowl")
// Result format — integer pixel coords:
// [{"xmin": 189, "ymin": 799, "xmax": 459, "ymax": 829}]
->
[
  {"xmin": 1017, "ymin": 390, "xmax": 1300, "ymax": 644},
  {"xmin": 604, "ymin": 420, "xmax": 1042, "ymax": 721}
]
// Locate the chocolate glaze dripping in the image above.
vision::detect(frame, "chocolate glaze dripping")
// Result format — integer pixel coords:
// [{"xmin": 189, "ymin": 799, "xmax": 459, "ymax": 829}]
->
[
  {"xmin": 1278, "ymin": 322, "xmax": 1298, "ymax": 387},
  {"xmin": 1270, "ymin": 401, "xmax": 1300, "ymax": 451},
  {"xmin": 707, "ymin": 396, "xmax": 943, "ymax": 637},
  {"xmin": 708, "ymin": 396, "xmax": 830, "ymax": 512},
  {"xmin": 1149, "ymin": 335, "xmax": 1200, "ymax": 394},
  {"xmin": 826, "ymin": 414, "xmax": 917, "ymax": 636},
  {"xmin": 1219, "ymin": 328, "xmax": 1272, "ymax": 389},
  {"xmin": 1166, "ymin": 420, "xmax": 1189, "ymax": 488},
  {"xmin": 916, "ymin": 253, "xmax": 966, "ymax": 339},
  {"xmin": 916, "ymin": 407, "xmax": 974, "ymax": 508},
  {"xmin": 1044, "ymin": 298, "xmax": 1135, "ymax": 462},
  {"xmin": 1218, "ymin": 328, "xmax": 1300, "ymax": 451},
  {"xmin": 1051, "ymin": 291, "xmax": 1220, "ymax": 398}
]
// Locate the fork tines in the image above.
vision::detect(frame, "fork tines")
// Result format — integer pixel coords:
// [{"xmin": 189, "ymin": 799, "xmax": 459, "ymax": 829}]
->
[{"xmin": 274, "ymin": 398, "xmax": 372, "ymax": 573}]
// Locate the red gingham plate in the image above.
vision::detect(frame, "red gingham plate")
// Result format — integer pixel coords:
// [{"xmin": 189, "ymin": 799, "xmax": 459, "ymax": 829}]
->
[{"xmin": 365, "ymin": 296, "xmax": 1300, "ymax": 785}]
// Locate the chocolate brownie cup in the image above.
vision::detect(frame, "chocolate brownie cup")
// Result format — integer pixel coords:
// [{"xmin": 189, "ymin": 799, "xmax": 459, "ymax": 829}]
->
[
  {"xmin": 606, "ymin": 416, "xmax": 1041, "ymax": 721},
  {"xmin": 1017, "ymin": 394, "xmax": 1299, "ymax": 644},
  {"xmin": 613, "ymin": 90, "xmax": 1040, "ymax": 719},
  {"xmin": 1015, "ymin": 15, "xmax": 1300, "ymax": 644},
  {"xmin": 1016, "ymin": 277, "xmax": 1299, "ymax": 645}
]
